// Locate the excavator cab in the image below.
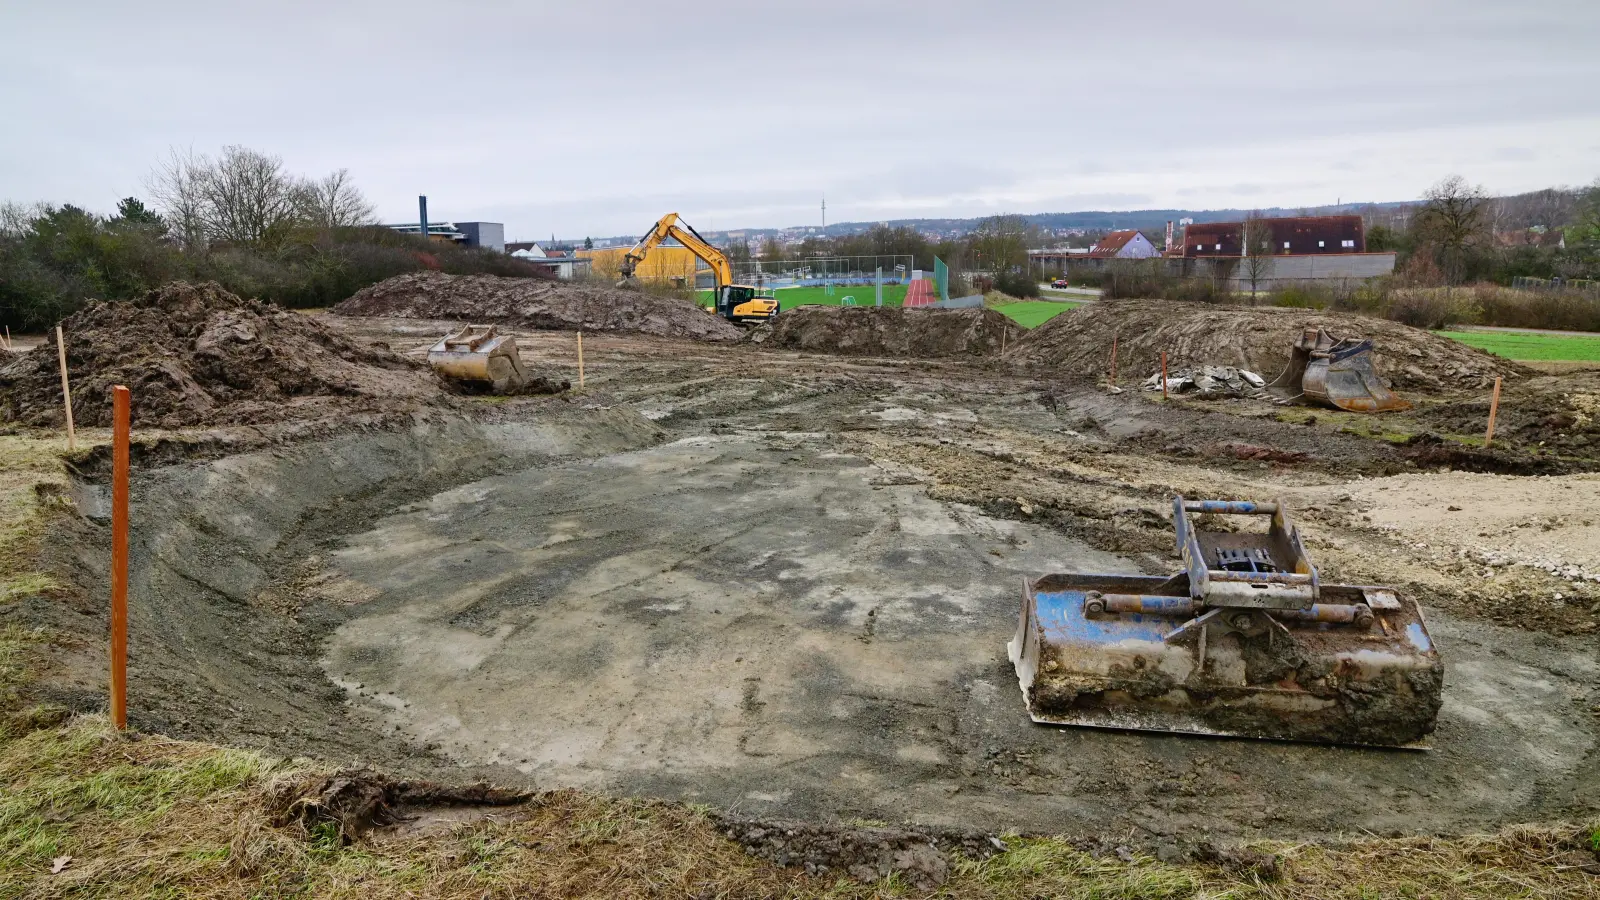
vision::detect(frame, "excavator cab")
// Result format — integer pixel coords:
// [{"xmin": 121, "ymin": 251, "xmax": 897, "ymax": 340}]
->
[{"xmin": 717, "ymin": 284, "xmax": 779, "ymax": 325}]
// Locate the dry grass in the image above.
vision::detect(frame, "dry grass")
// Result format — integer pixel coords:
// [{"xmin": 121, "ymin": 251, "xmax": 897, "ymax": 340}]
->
[
  {"xmin": 0, "ymin": 715, "xmax": 1593, "ymax": 899},
  {"xmin": 0, "ymin": 426, "xmax": 1597, "ymax": 897}
]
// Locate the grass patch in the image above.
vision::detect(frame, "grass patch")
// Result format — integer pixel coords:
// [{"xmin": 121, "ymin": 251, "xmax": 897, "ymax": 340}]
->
[
  {"xmin": 992, "ymin": 301, "xmax": 1080, "ymax": 329},
  {"xmin": 1438, "ymin": 328, "xmax": 1600, "ymax": 362},
  {"xmin": 698, "ymin": 284, "xmax": 910, "ymax": 310}
]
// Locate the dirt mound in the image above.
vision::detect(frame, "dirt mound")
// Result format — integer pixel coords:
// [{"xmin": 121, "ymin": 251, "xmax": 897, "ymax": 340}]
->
[
  {"xmin": 333, "ymin": 271, "xmax": 742, "ymax": 342},
  {"xmin": 754, "ymin": 306, "xmax": 1023, "ymax": 358},
  {"xmin": 1014, "ymin": 300, "xmax": 1527, "ymax": 393},
  {"xmin": 0, "ymin": 282, "xmax": 443, "ymax": 428}
]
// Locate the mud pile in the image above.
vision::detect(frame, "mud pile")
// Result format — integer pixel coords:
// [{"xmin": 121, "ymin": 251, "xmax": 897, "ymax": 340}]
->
[
  {"xmin": 1014, "ymin": 300, "xmax": 1527, "ymax": 392},
  {"xmin": 755, "ymin": 306, "xmax": 1024, "ymax": 358},
  {"xmin": 333, "ymin": 272, "xmax": 742, "ymax": 342},
  {"xmin": 0, "ymin": 282, "xmax": 443, "ymax": 428}
]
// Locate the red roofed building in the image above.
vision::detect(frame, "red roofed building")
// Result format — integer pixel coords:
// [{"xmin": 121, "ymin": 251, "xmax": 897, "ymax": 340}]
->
[
  {"xmin": 1179, "ymin": 215, "xmax": 1367, "ymax": 258},
  {"xmin": 1089, "ymin": 229, "xmax": 1161, "ymax": 259}
]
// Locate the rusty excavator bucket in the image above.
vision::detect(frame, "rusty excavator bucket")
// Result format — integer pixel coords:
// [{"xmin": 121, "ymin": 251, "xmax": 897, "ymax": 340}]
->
[
  {"xmin": 1008, "ymin": 497, "xmax": 1442, "ymax": 747},
  {"xmin": 427, "ymin": 325, "xmax": 529, "ymax": 393},
  {"xmin": 1268, "ymin": 326, "xmax": 1410, "ymax": 412}
]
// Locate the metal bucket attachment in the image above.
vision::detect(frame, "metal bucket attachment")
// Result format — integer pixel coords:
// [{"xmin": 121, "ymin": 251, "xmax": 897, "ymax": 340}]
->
[
  {"xmin": 1008, "ymin": 497, "xmax": 1442, "ymax": 747},
  {"xmin": 1269, "ymin": 326, "xmax": 1410, "ymax": 412},
  {"xmin": 428, "ymin": 325, "xmax": 528, "ymax": 393}
]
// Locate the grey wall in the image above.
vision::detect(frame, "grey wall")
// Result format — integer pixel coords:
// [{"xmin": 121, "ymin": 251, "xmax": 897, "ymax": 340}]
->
[
  {"xmin": 1227, "ymin": 252, "xmax": 1396, "ymax": 288},
  {"xmin": 457, "ymin": 221, "xmax": 506, "ymax": 253}
]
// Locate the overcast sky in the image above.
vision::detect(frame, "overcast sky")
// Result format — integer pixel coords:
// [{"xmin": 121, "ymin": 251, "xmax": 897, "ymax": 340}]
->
[{"xmin": 2, "ymin": 1, "xmax": 1597, "ymax": 239}]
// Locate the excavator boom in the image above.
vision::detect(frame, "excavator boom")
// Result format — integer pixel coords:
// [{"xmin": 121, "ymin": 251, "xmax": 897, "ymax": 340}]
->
[
  {"xmin": 617, "ymin": 212, "xmax": 735, "ymax": 288},
  {"xmin": 618, "ymin": 212, "xmax": 778, "ymax": 325}
]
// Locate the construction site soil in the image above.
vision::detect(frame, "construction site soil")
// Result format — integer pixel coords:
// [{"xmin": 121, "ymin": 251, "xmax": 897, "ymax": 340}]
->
[
  {"xmin": 753, "ymin": 306, "xmax": 1025, "ymax": 358},
  {"xmin": 1015, "ymin": 299, "xmax": 1528, "ymax": 392},
  {"xmin": 334, "ymin": 271, "xmax": 743, "ymax": 342},
  {"xmin": 0, "ymin": 282, "xmax": 447, "ymax": 428},
  {"xmin": 6, "ymin": 312, "xmax": 1598, "ymax": 855}
]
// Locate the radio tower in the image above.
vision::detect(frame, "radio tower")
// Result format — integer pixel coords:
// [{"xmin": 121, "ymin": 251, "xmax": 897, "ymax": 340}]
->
[{"xmin": 821, "ymin": 197, "xmax": 826, "ymax": 230}]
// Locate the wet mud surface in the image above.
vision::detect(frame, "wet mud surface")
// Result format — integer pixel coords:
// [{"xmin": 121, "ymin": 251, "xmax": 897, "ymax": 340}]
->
[
  {"xmin": 307, "ymin": 434, "xmax": 1598, "ymax": 837},
  {"xmin": 10, "ymin": 321, "xmax": 1600, "ymax": 845}
]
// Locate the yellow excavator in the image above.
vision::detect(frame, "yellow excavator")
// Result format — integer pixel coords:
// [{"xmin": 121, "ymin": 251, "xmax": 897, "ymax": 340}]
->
[{"xmin": 617, "ymin": 213, "xmax": 779, "ymax": 325}]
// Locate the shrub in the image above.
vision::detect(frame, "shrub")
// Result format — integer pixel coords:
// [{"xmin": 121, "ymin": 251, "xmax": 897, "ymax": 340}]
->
[
  {"xmin": 0, "ymin": 212, "xmax": 549, "ymax": 327},
  {"xmin": 994, "ymin": 269, "xmax": 1039, "ymax": 298}
]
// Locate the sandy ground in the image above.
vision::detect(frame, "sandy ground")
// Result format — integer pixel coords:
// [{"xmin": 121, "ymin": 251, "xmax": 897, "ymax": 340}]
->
[{"xmin": 12, "ymin": 316, "xmax": 1600, "ymax": 846}]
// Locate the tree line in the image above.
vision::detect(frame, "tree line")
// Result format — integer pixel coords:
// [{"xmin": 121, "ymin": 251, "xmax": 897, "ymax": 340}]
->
[
  {"xmin": 1366, "ymin": 176, "xmax": 1600, "ymax": 286},
  {"xmin": 0, "ymin": 146, "xmax": 541, "ymax": 331}
]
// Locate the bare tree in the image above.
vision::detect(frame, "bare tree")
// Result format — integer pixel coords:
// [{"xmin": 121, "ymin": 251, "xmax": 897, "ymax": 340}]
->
[
  {"xmin": 297, "ymin": 168, "xmax": 376, "ymax": 229},
  {"xmin": 968, "ymin": 214, "xmax": 1030, "ymax": 276},
  {"xmin": 196, "ymin": 146, "xmax": 304, "ymax": 247},
  {"xmin": 1416, "ymin": 175, "xmax": 1490, "ymax": 283},
  {"xmin": 1241, "ymin": 213, "xmax": 1275, "ymax": 296},
  {"xmin": 145, "ymin": 147, "xmax": 209, "ymax": 249}
]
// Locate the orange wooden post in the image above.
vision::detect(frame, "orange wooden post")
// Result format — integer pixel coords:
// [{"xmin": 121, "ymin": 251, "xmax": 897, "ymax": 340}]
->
[
  {"xmin": 577, "ymin": 331, "xmax": 585, "ymax": 388},
  {"xmin": 1484, "ymin": 376, "xmax": 1502, "ymax": 448},
  {"xmin": 1161, "ymin": 351, "xmax": 1169, "ymax": 399},
  {"xmin": 1110, "ymin": 334, "xmax": 1118, "ymax": 386},
  {"xmin": 110, "ymin": 385, "xmax": 130, "ymax": 729}
]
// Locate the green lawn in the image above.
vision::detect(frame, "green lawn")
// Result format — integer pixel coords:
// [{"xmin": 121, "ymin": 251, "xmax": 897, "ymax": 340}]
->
[
  {"xmin": 993, "ymin": 300, "xmax": 1082, "ymax": 328},
  {"xmin": 1436, "ymin": 329, "xmax": 1600, "ymax": 362},
  {"xmin": 697, "ymin": 284, "xmax": 909, "ymax": 310}
]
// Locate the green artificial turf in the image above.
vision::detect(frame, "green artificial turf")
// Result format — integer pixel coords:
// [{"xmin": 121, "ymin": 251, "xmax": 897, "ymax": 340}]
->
[
  {"xmin": 992, "ymin": 301, "xmax": 1082, "ymax": 328},
  {"xmin": 1436, "ymin": 329, "xmax": 1600, "ymax": 361}
]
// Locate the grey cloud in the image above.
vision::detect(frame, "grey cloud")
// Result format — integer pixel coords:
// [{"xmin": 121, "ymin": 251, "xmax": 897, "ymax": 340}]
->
[{"xmin": 1, "ymin": 0, "xmax": 1596, "ymax": 235}]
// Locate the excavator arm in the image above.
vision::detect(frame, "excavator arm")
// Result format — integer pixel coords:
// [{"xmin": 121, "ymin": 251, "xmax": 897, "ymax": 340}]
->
[{"xmin": 616, "ymin": 212, "xmax": 734, "ymax": 289}]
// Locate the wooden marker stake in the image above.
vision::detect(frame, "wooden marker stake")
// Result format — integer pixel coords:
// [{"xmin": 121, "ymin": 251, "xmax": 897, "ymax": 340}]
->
[
  {"xmin": 110, "ymin": 385, "xmax": 130, "ymax": 730},
  {"xmin": 55, "ymin": 326, "xmax": 76, "ymax": 451},
  {"xmin": 1484, "ymin": 376, "xmax": 1502, "ymax": 448},
  {"xmin": 577, "ymin": 331, "xmax": 585, "ymax": 388},
  {"xmin": 1110, "ymin": 334, "xmax": 1119, "ymax": 386},
  {"xmin": 1161, "ymin": 351, "xmax": 1169, "ymax": 400}
]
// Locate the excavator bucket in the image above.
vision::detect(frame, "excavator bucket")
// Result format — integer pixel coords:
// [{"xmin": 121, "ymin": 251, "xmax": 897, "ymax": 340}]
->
[
  {"xmin": 1268, "ymin": 326, "xmax": 1410, "ymax": 412},
  {"xmin": 428, "ymin": 325, "xmax": 528, "ymax": 393},
  {"xmin": 1008, "ymin": 497, "xmax": 1443, "ymax": 747}
]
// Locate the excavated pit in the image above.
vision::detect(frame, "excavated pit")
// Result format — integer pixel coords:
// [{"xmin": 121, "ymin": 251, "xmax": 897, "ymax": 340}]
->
[{"xmin": 33, "ymin": 407, "xmax": 1599, "ymax": 841}]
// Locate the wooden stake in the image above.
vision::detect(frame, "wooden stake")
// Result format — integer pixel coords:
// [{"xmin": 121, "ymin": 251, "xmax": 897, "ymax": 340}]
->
[
  {"xmin": 55, "ymin": 326, "xmax": 76, "ymax": 451},
  {"xmin": 2, "ymin": 325, "xmax": 10, "ymax": 350},
  {"xmin": 110, "ymin": 385, "xmax": 130, "ymax": 730},
  {"xmin": 1000, "ymin": 326, "xmax": 1008, "ymax": 357},
  {"xmin": 1161, "ymin": 351, "xmax": 1169, "ymax": 400},
  {"xmin": 576, "ymin": 331, "xmax": 585, "ymax": 388},
  {"xmin": 1484, "ymin": 376, "xmax": 1502, "ymax": 448},
  {"xmin": 1110, "ymin": 334, "xmax": 1119, "ymax": 386}
]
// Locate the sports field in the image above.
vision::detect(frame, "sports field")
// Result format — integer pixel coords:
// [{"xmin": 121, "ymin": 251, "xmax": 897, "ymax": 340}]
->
[
  {"xmin": 1436, "ymin": 328, "xmax": 1600, "ymax": 362},
  {"xmin": 993, "ymin": 300, "xmax": 1082, "ymax": 328},
  {"xmin": 697, "ymin": 284, "xmax": 909, "ymax": 310}
]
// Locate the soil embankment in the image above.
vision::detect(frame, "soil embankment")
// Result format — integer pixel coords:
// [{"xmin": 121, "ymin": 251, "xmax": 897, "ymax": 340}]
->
[
  {"xmin": 1014, "ymin": 300, "xmax": 1527, "ymax": 392},
  {"xmin": 334, "ymin": 272, "xmax": 742, "ymax": 342},
  {"xmin": 755, "ymin": 305, "xmax": 1024, "ymax": 357},
  {"xmin": 0, "ymin": 281, "xmax": 444, "ymax": 428}
]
